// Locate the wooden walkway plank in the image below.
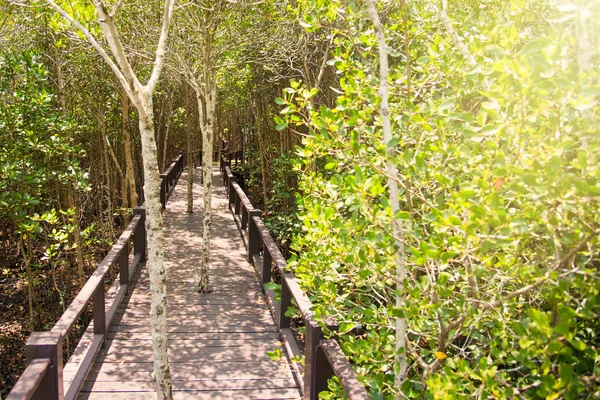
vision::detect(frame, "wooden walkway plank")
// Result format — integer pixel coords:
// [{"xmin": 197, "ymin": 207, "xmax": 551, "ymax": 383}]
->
[
  {"xmin": 79, "ymin": 388, "xmax": 302, "ymax": 399},
  {"xmin": 77, "ymin": 167, "xmax": 301, "ymax": 399}
]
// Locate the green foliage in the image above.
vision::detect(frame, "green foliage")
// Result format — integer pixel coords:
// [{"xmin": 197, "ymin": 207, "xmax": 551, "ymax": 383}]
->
[
  {"xmin": 264, "ymin": 151, "xmax": 302, "ymax": 254},
  {"xmin": 280, "ymin": 0, "xmax": 600, "ymax": 398},
  {"xmin": 0, "ymin": 49, "xmax": 87, "ymax": 234}
]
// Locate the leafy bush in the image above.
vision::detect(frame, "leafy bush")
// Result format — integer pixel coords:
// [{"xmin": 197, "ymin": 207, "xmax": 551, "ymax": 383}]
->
[{"xmin": 279, "ymin": 0, "xmax": 600, "ymax": 398}]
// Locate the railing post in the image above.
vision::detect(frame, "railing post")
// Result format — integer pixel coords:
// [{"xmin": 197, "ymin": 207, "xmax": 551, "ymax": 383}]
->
[
  {"xmin": 304, "ymin": 316, "xmax": 323, "ymax": 398},
  {"xmin": 119, "ymin": 241, "xmax": 130, "ymax": 286},
  {"xmin": 160, "ymin": 174, "xmax": 166, "ymax": 209},
  {"xmin": 169, "ymin": 163, "xmax": 175, "ymax": 189},
  {"xmin": 241, "ymin": 206, "xmax": 249, "ymax": 231},
  {"xmin": 234, "ymin": 189, "xmax": 241, "ymax": 216},
  {"xmin": 134, "ymin": 207, "xmax": 147, "ymax": 262},
  {"xmin": 305, "ymin": 316, "xmax": 324, "ymax": 398},
  {"xmin": 311, "ymin": 343, "xmax": 335, "ymax": 399},
  {"xmin": 179, "ymin": 152, "xmax": 184, "ymax": 176},
  {"xmin": 305, "ymin": 316, "xmax": 339, "ymax": 399},
  {"xmin": 278, "ymin": 271, "xmax": 292, "ymax": 329},
  {"xmin": 261, "ymin": 249, "xmax": 272, "ymax": 285},
  {"xmin": 25, "ymin": 332, "xmax": 64, "ymax": 400},
  {"xmin": 93, "ymin": 282, "xmax": 106, "ymax": 336},
  {"xmin": 228, "ymin": 177, "xmax": 236, "ymax": 209},
  {"xmin": 247, "ymin": 211, "xmax": 261, "ymax": 264}
]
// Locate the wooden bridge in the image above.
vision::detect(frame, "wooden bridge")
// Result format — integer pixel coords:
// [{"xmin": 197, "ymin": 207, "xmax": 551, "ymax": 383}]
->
[{"xmin": 8, "ymin": 155, "xmax": 369, "ymax": 400}]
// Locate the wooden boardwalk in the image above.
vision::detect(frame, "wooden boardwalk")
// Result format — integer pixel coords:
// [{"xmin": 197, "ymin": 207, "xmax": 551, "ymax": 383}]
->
[{"xmin": 77, "ymin": 168, "xmax": 301, "ymax": 399}]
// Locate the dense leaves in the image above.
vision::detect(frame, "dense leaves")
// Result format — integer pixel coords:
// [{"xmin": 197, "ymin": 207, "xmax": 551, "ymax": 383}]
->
[
  {"xmin": 0, "ymin": 50, "xmax": 86, "ymax": 236},
  {"xmin": 279, "ymin": 0, "xmax": 600, "ymax": 398}
]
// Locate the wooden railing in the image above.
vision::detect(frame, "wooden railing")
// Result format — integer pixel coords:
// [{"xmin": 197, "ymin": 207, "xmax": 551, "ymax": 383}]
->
[
  {"xmin": 222, "ymin": 156, "xmax": 369, "ymax": 400},
  {"xmin": 160, "ymin": 152, "xmax": 185, "ymax": 208},
  {"xmin": 8, "ymin": 153, "xmax": 184, "ymax": 400},
  {"xmin": 219, "ymin": 148, "xmax": 243, "ymax": 172}
]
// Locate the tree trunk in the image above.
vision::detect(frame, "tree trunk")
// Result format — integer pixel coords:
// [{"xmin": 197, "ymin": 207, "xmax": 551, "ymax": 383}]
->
[
  {"xmin": 105, "ymin": 135, "xmax": 128, "ymax": 216},
  {"xmin": 364, "ymin": 0, "xmax": 407, "ymax": 394},
  {"xmin": 101, "ymin": 130, "xmax": 115, "ymax": 238},
  {"xmin": 20, "ymin": 235, "xmax": 37, "ymax": 330},
  {"xmin": 186, "ymin": 90, "xmax": 194, "ymax": 214},
  {"xmin": 254, "ymin": 93, "xmax": 269, "ymax": 211},
  {"xmin": 162, "ymin": 93, "xmax": 174, "ymax": 171},
  {"xmin": 43, "ymin": 0, "xmax": 176, "ymax": 396},
  {"xmin": 65, "ymin": 188, "xmax": 86, "ymax": 287},
  {"xmin": 198, "ymin": 76, "xmax": 215, "ymax": 293},
  {"xmin": 121, "ymin": 90, "xmax": 138, "ymax": 209},
  {"xmin": 136, "ymin": 88, "xmax": 173, "ymax": 399}
]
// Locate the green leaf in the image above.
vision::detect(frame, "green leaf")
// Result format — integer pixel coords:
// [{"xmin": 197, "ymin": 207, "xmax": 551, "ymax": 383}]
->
[
  {"xmin": 265, "ymin": 281, "xmax": 280, "ymax": 291},
  {"xmin": 568, "ymin": 339, "xmax": 586, "ymax": 351},
  {"xmin": 438, "ymin": 99, "xmax": 456, "ymax": 113},
  {"xmin": 458, "ymin": 190, "xmax": 477, "ymax": 199},
  {"xmin": 559, "ymin": 363, "xmax": 573, "ymax": 384},
  {"xmin": 387, "ymin": 137, "xmax": 400, "ymax": 148},
  {"xmin": 338, "ymin": 322, "xmax": 356, "ymax": 334},
  {"xmin": 522, "ymin": 37, "xmax": 552, "ymax": 54},
  {"xmin": 396, "ymin": 211, "xmax": 410, "ymax": 220},
  {"xmin": 481, "ymin": 124, "xmax": 501, "ymax": 136}
]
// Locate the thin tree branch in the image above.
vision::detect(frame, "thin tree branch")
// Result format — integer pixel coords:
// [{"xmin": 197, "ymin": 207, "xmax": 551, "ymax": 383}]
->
[
  {"xmin": 41, "ymin": 0, "xmax": 132, "ymax": 97},
  {"xmin": 147, "ymin": 0, "xmax": 176, "ymax": 91}
]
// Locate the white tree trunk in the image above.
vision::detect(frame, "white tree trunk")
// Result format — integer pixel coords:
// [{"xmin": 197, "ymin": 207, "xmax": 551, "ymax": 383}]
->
[
  {"xmin": 137, "ymin": 88, "xmax": 173, "ymax": 399},
  {"xmin": 41, "ymin": 1, "xmax": 176, "ymax": 397},
  {"xmin": 198, "ymin": 78, "xmax": 215, "ymax": 293},
  {"xmin": 186, "ymin": 89, "xmax": 194, "ymax": 214},
  {"xmin": 364, "ymin": 0, "xmax": 407, "ymax": 395}
]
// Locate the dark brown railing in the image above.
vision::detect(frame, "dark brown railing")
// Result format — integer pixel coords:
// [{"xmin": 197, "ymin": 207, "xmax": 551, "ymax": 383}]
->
[
  {"xmin": 160, "ymin": 152, "xmax": 185, "ymax": 208},
  {"xmin": 8, "ymin": 153, "xmax": 184, "ymax": 400},
  {"xmin": 219, "ymin": 148, "xmax": 244, "ymax": 172},
  {"xmin": 222, "ymin": 156, "xmax": 369, "ymax": 400}
]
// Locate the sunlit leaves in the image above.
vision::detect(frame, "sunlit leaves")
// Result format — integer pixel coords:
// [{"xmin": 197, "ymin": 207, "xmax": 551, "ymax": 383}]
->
[{"xmin": 282, "ymin": 0, "xmax": 600, "ymax": 398}]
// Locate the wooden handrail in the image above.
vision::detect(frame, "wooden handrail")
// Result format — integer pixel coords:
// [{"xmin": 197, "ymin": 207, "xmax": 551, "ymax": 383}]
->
[
  {"xmin": 6, "ymin": 359, "xmax": 51, "ymax": 400},
  {"xmin": 225, "ymin": 164, "xmax": 369, "ymax": 399},
  {"xmin": 51, "ymin": 215, "xmax": 140, "ymax": 338},
  {"xmin": 160, "ymin": 153, "xmax": 184, "ymax": 209},
  {"xmin": 8, "ymin": 153, "xmax": 185, "ymax": 400},
  {"xmin": 315, "ymin": 340, "xmax": 369, "ymax": 400}
]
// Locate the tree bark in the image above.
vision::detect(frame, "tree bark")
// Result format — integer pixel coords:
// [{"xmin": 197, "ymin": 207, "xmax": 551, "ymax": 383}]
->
[
  {"xmin": 121, "ymin": 89, "xmax": 138, "ymax": 209},
  {"xmin": 199, "ymin": 68, "xmax": 216, "ymax": 293},
  {"xmin": 66, "ymin": 189, "xmax": 86, "ymax": 287},
  {"xmin": 105, "ymin": 135, "xmax": 128, "ymax": 211},
  {"xmin": 101, "ymin": 127, "xmax": 115, "ymax": 237},
  {"xmin": 162, "ymin": 93, "xmax": 174, "ymax": 171},
  {"xmin": 253, "ymin": 89, "xmax": 269, "ymax": 211},
  {"xmin": 186, "ymin": 89, "xmax": 194, "ymax": 213},
  {"xmin": 42, "ymin": 0, "xmax": 176, "ymax": 397},
  {"xmin": 137, "ymin": 87, "xmax": 173, "ymax": 399}
]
